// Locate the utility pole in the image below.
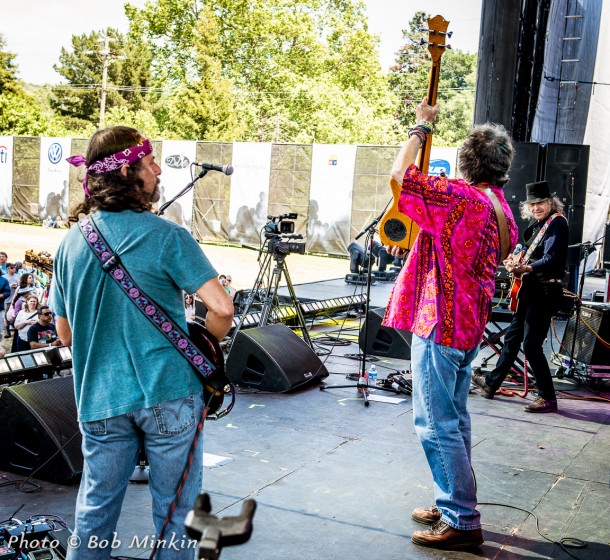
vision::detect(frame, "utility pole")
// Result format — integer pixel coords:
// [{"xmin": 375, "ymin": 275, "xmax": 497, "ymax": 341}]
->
[
  {"xmin": 99, "ymin": 33, "xmax": 111, "ymax": 128},
  {"xmin": 85, "ymin": 30, "xmax": 126, "ymax": 128}
]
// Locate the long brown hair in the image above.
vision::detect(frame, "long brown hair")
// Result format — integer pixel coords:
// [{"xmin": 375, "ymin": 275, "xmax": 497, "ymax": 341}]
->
[{"xmin": 71, "ymin": 126, "xmax": 151, "ymax": 219}]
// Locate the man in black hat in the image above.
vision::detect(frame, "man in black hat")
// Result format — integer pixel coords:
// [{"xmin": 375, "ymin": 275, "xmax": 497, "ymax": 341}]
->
[{"xmin": 472, "ymin": 180, "xmax": 569, "ymax": 412}]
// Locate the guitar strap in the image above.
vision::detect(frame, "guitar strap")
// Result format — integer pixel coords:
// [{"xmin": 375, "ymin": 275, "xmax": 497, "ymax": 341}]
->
[
  {"xmin": 77, "ymin": 216, "xmax": 217, "ymax": 379},
  {"xmin": 521, "ymin": 213, "xmax": 562, "ymax": 264},
  {"xmin": 480, "ymin": 188, "xmax": 511, "ymax": 261}
]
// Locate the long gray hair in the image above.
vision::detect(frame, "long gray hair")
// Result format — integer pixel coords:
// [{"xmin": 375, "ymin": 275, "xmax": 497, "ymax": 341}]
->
[{"xmin": 520, "ymin": 196, "xmax": 565, "ymax": 220}]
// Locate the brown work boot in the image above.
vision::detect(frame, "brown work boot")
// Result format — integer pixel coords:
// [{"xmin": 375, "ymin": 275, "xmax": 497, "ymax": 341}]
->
[
  {"xmin": 524, "ymin": 396, "xmax": 558, "ymax": 413},
  {"xmin": 471, "ymin": 368, "xmax": 495, "ymax": 399},
  {"xmin": 411, "ymin": 505, "xmax": 441, "ymax": 525},
  {"xmin": 412, "ymin": 520, "xmax": 484, "ymax": 550}
]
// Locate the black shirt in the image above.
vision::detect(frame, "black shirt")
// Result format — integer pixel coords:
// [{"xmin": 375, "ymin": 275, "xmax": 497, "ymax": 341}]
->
[
  {"xmin": 524, "ymin": 214, "xmax": 569, "ymax": 281},
  {"xmin": 27, "ymin": 321, "xmax": 59, "ymax": 347}
]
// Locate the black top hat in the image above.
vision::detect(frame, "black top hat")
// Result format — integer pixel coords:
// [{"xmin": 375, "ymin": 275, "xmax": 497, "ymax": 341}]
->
[{"xmin": 525, "ymin": 181, "xmax": 555, "ymax": 204}]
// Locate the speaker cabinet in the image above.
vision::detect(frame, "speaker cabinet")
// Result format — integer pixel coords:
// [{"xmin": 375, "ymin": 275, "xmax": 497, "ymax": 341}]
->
[
  {"xmin": 359, "ymin": 307, "xmax": 412, "ymax": 359},
  {"xmin": 226, "ymin": 323, "xmax": 329, "ymax": 392},
  {"xmin": 561, "ymin": 304, "xmax": 610, "ymax": 365},
  {"xmin": 0, "ymin": 376, "xmax": 82, "ymax": 483},
  {"xmin": 543, "ymin": 144, "xmax": 589, "ymax": 206},
  {"xmin": 505, "ymin": 142, "xmax": 542, "ymax": 205}
]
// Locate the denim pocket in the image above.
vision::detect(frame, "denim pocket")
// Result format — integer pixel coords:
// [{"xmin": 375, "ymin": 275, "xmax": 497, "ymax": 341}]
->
[
  {"xmin": 152, "ymin": 394, "xmax": 197, "ymax": 435},
  {"xmin": 82, "ymin": 418, "xmax": 107, "ymax": 435}
]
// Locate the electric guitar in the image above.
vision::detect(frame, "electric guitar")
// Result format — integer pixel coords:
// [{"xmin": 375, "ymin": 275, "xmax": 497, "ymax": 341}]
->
[
  {"xmin": 379, "ymin": 15, "xmax": 451, "ymax": 250},
  {"xmin": 508, "ymin": 271, "xmax": 524, "ymax": 313},
  {"xmin": 187, "ymin": 320, "xmax": 232, "ymax": 417}
]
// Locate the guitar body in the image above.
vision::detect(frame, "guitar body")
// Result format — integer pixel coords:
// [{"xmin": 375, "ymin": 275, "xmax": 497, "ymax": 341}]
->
[
  {"xmin": 379, "ymin": 177, "xmax": 421, "ymax": 248},
  {"xmin": 187, "ymin": 320, "xmax": 230, "ymax": 415},
  {"xmin": 379, "ymin": 15, "xmax": 450, "ymax": 251},
  {"xmin": 508, "ymin": 276, "xmax": 522, "ymax": 313}
]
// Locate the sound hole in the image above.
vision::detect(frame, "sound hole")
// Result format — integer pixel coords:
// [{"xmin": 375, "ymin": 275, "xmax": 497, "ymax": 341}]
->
[{"xmin": 384, "ymin": 219, "xmax": 407, "ymax": 242}]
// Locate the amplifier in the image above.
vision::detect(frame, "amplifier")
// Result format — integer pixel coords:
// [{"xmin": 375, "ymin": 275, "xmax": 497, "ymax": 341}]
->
[{"xmin": 560, "ymin": 303, "xmax": 610, "ymax": 365}]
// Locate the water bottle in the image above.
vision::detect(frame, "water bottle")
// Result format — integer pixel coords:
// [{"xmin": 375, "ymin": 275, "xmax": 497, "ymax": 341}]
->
[
  {"xmin": 358, "ymin": 368, "xmax": 369, "ymax": 394},
  {"xmin": 368, "ymin": 364, "xmax": 378, "ymax": 387}
]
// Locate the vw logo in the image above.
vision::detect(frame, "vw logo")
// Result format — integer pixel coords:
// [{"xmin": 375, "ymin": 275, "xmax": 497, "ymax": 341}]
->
[
  {"xmin": 429, "ymin": 159, "xmax": 451, "ymax": 177},
  {"xmin": 48, "ymin": 143, "xmax": 63, "ymax": 164},
  {"xmin": 165, "ymin": 154, "xmax": 190, "ymax": 169}
]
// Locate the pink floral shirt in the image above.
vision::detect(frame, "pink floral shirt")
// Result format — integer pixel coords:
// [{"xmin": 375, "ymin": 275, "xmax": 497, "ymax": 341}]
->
[{"xmin": 383, "ymin": 164, "xmax": 518, "ymax": 350}]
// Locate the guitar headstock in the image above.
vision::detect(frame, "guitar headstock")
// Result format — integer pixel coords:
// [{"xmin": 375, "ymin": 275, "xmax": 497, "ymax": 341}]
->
[{"xmin": 422, "ymin": 15, "xmax": 451, "ymax": 63}]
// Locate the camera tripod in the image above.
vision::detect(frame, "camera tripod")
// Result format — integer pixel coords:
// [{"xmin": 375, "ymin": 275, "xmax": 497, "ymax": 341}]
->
[{"xmin": 229, "ymin": 238, "xmax": 313, "ymax": 349}]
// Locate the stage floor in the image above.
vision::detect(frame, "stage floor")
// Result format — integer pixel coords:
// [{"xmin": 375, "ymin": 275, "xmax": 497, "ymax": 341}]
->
[{"xmin": 1, "ymin": 276, "xmax": 609, "ymax": 560}]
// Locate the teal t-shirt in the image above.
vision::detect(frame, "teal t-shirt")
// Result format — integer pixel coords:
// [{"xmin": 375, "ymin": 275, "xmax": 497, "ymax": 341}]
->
[{"xmin": 51, "ymin": 210, "xmax": 218, "ymax": 422}]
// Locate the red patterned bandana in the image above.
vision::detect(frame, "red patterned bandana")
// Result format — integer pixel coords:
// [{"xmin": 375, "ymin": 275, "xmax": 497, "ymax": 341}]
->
[{"xmin": 66, "ymin": 138, "xmax": 153, "ymax": 198}]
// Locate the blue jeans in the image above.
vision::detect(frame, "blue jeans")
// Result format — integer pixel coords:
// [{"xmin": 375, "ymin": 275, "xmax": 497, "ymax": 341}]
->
[
  {"xmin": 411, "ymin": 330, "xmax": 480, "ymax": 530},
  {"xmin": 67, "ymin": 392, "xmax": 204, "ymax": 560}
]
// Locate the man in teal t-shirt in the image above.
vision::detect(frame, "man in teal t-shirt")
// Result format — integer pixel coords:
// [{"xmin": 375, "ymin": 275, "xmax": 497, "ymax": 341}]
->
[{"xmin": 52, "ymin": 126, "xmax": 234, "ymax": 560}]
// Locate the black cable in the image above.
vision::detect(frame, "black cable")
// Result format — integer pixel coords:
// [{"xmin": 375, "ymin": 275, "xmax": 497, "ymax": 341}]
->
[
  {"xmin": 478, "ymin": 502, "xmax": 587, "ymax": 559},
  {"xmin": 0, "ymin": 473, "xmax": 41, "ymax": 493}
]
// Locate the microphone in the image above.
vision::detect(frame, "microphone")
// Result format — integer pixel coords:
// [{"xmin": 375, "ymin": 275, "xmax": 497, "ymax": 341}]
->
[{"xmin": 194, "ymin": 162, "xmax": 234, "ymax": 175}]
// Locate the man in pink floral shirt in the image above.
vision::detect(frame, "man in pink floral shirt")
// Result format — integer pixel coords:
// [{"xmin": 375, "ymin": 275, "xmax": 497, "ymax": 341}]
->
[{"xmin": 384, "ymin": 100, "xmax": 518, "ymax": 551}]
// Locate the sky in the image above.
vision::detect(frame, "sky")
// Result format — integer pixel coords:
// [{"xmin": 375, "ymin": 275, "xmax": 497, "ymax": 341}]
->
[{"xmin": 1, "ymin": 0, "xmax": 482, "ymax": 85}]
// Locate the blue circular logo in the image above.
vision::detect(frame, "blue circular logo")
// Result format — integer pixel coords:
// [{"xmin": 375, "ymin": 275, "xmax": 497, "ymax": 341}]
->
[
  {"xmin": 48, "ymin": 143, "xmax": 63, "ymax": 164},
  {"xmin": 429, "ymin": 159, "xmax": 451, "ymax": 177}
]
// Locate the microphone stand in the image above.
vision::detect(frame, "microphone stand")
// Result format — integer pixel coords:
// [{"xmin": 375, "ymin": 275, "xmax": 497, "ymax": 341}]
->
[
  {"xmin": 156, "ymin": 167, "xmax": 209, "ymax": 216},
  {"xmin": 320, "ymin": 209, "xmax": 399, "ymax": 407}
]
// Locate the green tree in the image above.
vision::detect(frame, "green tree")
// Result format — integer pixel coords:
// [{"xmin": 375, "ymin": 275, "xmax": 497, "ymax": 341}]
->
[
  {"xmin": 0, "ymin": 34, "xmax": 22, "ymax": 94},
  {"xmin": 127, "ymin": 0, "xmax": 400, "ymax": 144},
  {"xmin": 52, "ymin": 29, "xmax": 153, "ymax": 125}
]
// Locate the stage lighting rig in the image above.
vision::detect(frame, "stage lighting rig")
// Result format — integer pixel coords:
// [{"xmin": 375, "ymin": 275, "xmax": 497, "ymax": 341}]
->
[{"xmin": 0, "ymin": 347, "xmax": 72, "ymax": 384}]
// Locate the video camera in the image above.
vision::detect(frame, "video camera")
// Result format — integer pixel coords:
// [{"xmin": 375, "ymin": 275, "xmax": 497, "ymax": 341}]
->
[
  {"xmin": 264, "ymin": 213, "xmax": 297, "ymax": 237},
  {"xmin": 264, "ymin": 213, "xmax": 306, "ymax": 255}
]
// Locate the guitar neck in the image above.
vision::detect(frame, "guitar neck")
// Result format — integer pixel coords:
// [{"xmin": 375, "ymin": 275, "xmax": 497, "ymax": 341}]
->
[{"xmin": 417, "ymin": 59, "xmax": 442, "ymax": 174}]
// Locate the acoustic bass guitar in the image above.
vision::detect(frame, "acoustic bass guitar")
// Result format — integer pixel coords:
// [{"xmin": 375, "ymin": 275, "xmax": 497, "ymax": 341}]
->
[{"xmin": 379, "ymin": 15, "xmax": 451, "ymax": 250}]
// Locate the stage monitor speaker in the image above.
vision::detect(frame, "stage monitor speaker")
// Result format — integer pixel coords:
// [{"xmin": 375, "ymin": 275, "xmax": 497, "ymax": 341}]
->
[
  {"xmin": 359, "ymin": 307, "xmax": 412, "ymax": 359},
  {"xmin": 560, "ymin": 304, "xmax": 610, "ymax": 365},
  {"xmin": 504, "ymin": 142, "xmax": 542, "ymax": 205},
  {"xmin": 0, "ymin": 375, "xmax": 82, "ymax": 484},
  {"xmin": 226, "ymin": 323, "xmax": 329, "ymax": 392}
]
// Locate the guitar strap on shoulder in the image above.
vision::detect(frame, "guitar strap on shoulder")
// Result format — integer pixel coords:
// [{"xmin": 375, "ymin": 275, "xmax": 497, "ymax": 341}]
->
[
  {"xmin": 481, "ymin": 188, "xmax": 511, "ymax": 262},
  {"xmin": 521, "ymin": 212, "xmax": 562, "ymax": 264},
  {"xmin": 77, "ymin": 215, "xmax": 217, "ymax": 379}
]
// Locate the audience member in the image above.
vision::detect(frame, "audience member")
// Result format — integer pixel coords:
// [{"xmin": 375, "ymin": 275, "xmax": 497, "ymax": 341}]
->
[
  {"xmin": 28, "ymin": 305, "xmax": 62, "ymax": 349},
  {"xmin": 0, "ymin": 274, "xmax": 10, "ymax": 332},
  {"xmin": 184, "ymin": 293, "xmax": 196, "ymax": 320},
  {"xmin": 14, "ymin": 295, "xmax": 40, "ymax": 352},
  {"xmin": 3, "ymin": 263, "xmax": 20, "ymax": 338},
  {"xmin": 219, "ymin": 274, "xmax": 237, "ymax": 298},
  {"xmin": 0, "ymin": 252, "xmax": 7, "ymax": 274}
]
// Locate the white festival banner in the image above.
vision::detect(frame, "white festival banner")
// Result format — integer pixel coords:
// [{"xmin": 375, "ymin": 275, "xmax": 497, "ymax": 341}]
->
[
  {"xmin": 307, "ymin": 144, "xmax": 357, "ymax": 255},
  {"xmin": 158, "ymin": 140, "xmax": 197, "ymax": 230},
  {"xmin": 39, "ymin": 137, "xmax": 71, "ymax": 222},
  {"xmin": 0, "ymin": 136, "xmax": 14, "ymax": 219},
  {"xmin": 228, "ymin": 142, "xmax": 272, "ymax": 246}
]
